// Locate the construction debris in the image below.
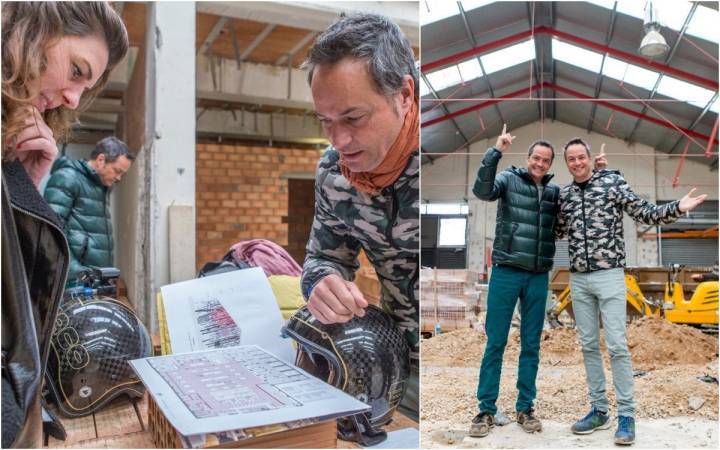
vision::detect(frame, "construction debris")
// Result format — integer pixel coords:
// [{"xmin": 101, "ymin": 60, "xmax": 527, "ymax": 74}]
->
[
  {"xmin": 689, "ymin": 396, "xmax": 706, "ymax": 411},
  {"xmin": 421, "ymin": 317, "xmax": 719, "ymax": 428}
]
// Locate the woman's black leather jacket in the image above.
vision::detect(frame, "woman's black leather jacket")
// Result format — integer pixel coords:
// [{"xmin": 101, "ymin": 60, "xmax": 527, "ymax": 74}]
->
[{"xmin": 2, "ymin": 160, "xmax": 69, "ymax": 448}]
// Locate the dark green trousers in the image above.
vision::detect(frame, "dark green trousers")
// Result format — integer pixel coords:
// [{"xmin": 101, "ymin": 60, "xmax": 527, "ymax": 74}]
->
[{"xmin": 476, "ymin": 265, "xmax": 548, "ymax": 414}]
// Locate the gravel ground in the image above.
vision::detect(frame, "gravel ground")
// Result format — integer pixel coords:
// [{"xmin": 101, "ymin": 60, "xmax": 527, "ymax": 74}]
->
[{"xmin": 420, "ymin": 318, "xmax": 719, "ymax": 448}]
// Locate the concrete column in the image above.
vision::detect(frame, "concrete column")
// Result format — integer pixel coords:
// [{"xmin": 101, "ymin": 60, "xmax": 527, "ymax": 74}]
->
[
  {"xmin": 143, "ymin": 1, "xmax": 196, "ymax": 332},
  {"xmin": 467, "ymin": 199, "xmax": 486, "ymax": 274}
]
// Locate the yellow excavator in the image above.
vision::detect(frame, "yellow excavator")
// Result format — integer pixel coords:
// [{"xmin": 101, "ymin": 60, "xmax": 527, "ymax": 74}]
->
[{"xmin": 546, "ymin": 264, "xmax": 718, "ymax": 332}]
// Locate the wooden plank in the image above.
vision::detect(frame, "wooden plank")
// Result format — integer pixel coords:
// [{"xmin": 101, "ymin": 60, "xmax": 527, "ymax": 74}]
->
[
  {"xmin": 251, "ymin": 25, "xmax": 316, "ymax": 65},
  {"xmin": 135, "ymin": 393, "xmax": 149, "ymax": 430},
  {"xmin": 336, "ymin": 411, "xmax": 417, "ymax": 449},
  {"xmin": 94, "ymin": 399, "xmax": 143, "ymax": 438},
  {"xmin": 46, "ymin": 409, "xmax": 96, "ymax": 447},
  {"xmin": 121, "ymin": 2, "xmax": 146, "ymax": 48},
  {"xmin": 386, "ymin": 413, "xmax": 417, "ymax": 432},
  {"xmin": 48, "ymin": 431, "xmax": 154, "ymax": 449},
  {"xmin": 198, "ymin": 14, "xmax": 266, "ymax": 59},
  {"xmin": 213, "ymin": 420, "xmax": 337, "ymax": 449}
]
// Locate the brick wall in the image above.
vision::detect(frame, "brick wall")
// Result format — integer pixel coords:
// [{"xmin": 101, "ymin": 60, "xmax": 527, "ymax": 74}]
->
[{"xmin": 195, "ymin": 143, "xmax": 320, "ymax": 270}]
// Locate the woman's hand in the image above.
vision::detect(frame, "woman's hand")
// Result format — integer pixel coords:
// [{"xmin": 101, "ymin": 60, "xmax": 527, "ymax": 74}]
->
[{"xmin": 14, "ymin": 107, "xmax": 58, "ymax": 188}]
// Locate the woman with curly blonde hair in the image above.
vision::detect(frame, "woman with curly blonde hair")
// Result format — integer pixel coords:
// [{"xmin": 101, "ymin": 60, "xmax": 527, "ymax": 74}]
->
[{"xmin": 1, "ymin": 2, "xmax": 128, "ymax": 447}]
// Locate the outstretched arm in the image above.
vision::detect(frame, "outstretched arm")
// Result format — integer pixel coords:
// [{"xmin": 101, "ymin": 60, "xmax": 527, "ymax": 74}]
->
[{"xmin": 616, "ymin": 175, "xmax": 705, "ymax": 225}]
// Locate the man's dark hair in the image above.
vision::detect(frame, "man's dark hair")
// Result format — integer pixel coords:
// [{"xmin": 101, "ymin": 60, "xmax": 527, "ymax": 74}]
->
[
  {"xmin": 563, "ymin": 138, "xmax": 591, "ymax": 158},
  {"xmin": 528, "ymin": 139, "xmax": 555, "ymax": 162},
  {"xmin": 302, "ymin": 13, "xmax": 418, "ymax": 98},
  {"xmin": 90, "ymin": 136, "xmax": 134, "ymax": 163}
]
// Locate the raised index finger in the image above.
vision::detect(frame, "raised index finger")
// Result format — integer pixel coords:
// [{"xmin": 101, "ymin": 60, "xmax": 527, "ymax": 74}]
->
[{"xmin": 502, "ymin": 123, "xmax": 507, "ymax": 135}]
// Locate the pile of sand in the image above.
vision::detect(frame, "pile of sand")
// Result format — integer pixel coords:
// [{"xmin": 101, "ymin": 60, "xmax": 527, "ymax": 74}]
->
[
  {"xmin": 421, "ymin": 328, "xmax": 485, "ymax": 367},
  {"xmin": 626, "ymin": 316, "xmax": 718, "ymax": 368},
  {"xmin": 422, "ymin": 316, "xmax": 718, "ymax": 369},
  {"xmin": 421, "ymin": 327, "xmax": 584, "ymax": 368}
]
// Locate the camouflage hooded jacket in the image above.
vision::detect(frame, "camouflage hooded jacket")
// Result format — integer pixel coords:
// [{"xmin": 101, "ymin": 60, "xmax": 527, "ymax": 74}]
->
[
  {"xmin": 556, "ymin": 169, "xmax": 682, "ymax": 273},
  {"xmin": 301, "ymin": 148, "xmax": 419, "ymax": 362}
]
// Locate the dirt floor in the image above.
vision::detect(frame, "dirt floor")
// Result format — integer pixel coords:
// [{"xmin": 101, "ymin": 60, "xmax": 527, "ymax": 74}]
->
[{"xmin": 421, "ymin": 316, "xmax": 719, "ymax": 448}]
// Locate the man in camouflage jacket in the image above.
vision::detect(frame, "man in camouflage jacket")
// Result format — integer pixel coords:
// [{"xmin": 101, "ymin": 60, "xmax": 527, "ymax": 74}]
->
[
  {"xmin": 301, "ymin": 150, "xmax": 419, "ymax": 360},
  {"xmin": 300, "ymin": 13, "xmax": 419, "ymax": 422},
  {"xmin": 557, "ymin": 138, "xmax": 706, "ymax": 445}
]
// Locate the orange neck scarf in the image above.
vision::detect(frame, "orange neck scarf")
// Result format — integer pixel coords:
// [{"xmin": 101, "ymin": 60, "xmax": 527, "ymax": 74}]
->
[{"xmin": 340, "ymin": 98, "xmax": 418, "ymax": 195}]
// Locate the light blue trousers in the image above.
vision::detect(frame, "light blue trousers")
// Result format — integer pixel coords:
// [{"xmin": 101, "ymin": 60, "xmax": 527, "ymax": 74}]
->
[{"xmin": 570, "ymin": 268, "xmax": 636, "ymax": 418}]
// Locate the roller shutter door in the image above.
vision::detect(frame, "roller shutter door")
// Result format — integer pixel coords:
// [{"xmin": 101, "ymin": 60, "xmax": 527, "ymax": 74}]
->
[
  {"xmin": 661, "ymin": 238, "xmax": 718, "ymax": 266},
  {"xmin": 553, "ymin": 239, "xmax": 570, "ymax": 267},
  {"xmin": 437, "ymin": 248, "xmax": 467, "ymax": 269}
]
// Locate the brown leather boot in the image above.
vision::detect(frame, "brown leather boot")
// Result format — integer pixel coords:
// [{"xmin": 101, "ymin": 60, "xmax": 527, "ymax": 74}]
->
[
  {"xmin": 468, "ymin": 412, "xmax": 494, "ymax": 438},
  {"xmin": 517, "ymin": 408, "xmax": 542, "ymax": 433}
]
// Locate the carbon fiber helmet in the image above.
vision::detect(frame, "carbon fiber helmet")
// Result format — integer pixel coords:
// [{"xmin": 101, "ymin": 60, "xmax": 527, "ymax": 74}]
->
[
  {"xmin": 46, "ymin": 296, "xmax": 152, "ymax": 417},
  {"xmin": 282, "ymin": 305, "xmax": 410, "ymax": 446}
]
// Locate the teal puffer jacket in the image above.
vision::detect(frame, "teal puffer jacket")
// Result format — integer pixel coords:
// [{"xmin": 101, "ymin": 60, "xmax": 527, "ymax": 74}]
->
[
  {"xmin": 44, "ymin": 157, "xmax": 112, "ymax": 281},
  {"xmin": 472, "ymin": 148, "xmax": 559, "ymax": 273}
]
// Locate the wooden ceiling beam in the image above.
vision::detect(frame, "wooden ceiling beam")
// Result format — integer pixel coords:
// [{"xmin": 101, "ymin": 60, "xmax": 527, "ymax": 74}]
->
[
  {"xmin": 197, "ymin": 16, "xmax": 229, "ymax": 56},
  {"xmin": 240, "ymin": 23, "xmax": 276, "ymax": 61},
  {"xmin": 275, "ymin": 31, "xmax": 317, "ymax": 66}
]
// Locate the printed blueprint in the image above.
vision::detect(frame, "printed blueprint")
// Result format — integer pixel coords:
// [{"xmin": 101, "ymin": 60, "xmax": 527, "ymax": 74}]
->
[
  {"xmin": 131, "ymin": 346, "xmax": 369, "ymax": 436},
  {"xmin": 160, "ymin": 267, "xmax": 294, "ymax": 363}
]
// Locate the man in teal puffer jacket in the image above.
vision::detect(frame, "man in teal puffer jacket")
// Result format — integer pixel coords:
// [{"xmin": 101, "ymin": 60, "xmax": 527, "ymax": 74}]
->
[
  {"xmin": 468, "ymin": 125, "xmax": 558, "ymax": 437},
  {"xmin": 44, "ymin": 137, "xmax": 133, "ymax": 282}
]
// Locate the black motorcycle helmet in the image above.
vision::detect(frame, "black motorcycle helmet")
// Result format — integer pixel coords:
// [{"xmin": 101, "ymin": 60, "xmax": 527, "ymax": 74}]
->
[
  {"xmin": 45, "ymin": 297, "xmax": 152, "ymax": 417},
  {"xmin": 282, "ymin": 305, "xmax": 410, "ymax": 446}
]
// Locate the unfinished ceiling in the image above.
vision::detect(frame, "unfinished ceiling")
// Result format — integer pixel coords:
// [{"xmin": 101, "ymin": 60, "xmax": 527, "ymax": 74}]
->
[
  {"xmin": 420, "ymin": 1, "xmax": 720, "ymax": 169},
  {"xmin": 75, "ymin": 1, "xmax": 419, "ymax": 146}
]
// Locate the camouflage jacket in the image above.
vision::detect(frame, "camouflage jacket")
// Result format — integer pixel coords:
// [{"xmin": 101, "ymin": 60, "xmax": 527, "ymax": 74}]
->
[
  {"xmin": 556, "ymin": 170, "xmax": 682, "ymax": 273},
  {"xmin": 301, "ymin": 148, "xmax": 419, "ymax": 362}
]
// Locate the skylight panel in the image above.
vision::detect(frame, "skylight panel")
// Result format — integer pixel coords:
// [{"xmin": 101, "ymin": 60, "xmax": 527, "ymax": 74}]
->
[
  {"xmin": 461, "ymin": 0, "xmax": 496, "ymax": 12},
  {"xmin": 602, "ymin": 56, "xmax": 659, "ymax": 91},
  {"xmin": 552, "ymin": 38, "xmax": 603, "ymax": 73},
  {"xmin": 425, "ymin": 65, "xmax": 462, "ymax": 91},
  {"xmin": 686, "ymin": 5, "xmax": 720, "ymax": 43},
  {"xmin": 710, "ymin": 98, "xmax": 719, "ymax": 114},
  {"xmin": 657, "ymin": 1, "xmax": 692, "ymax": 31},
  {"xmin": 584, "ymin": 0, "xmax": 616, "ymax": 11},
  {"xmin": 614, "ymin": 0, "xmax": 644, "ymax": 20},
  {"xmin": 656, "ymin": 75, "xmax": 716, "ymax": 109},
  {"xmin": 481, "ymin": 39, "xmax": 536, "ymax": 75},
  {"xmin": 457, "ymin": 58, "xmax": 483, "ymax": 83},
  {"xmin": 588, "ymin": 1, "xmax": 695, "ymax": 33},
  {"xmin": 420, "ymin": 77, "xmax": 430, "ymax": 97},
  {"xmin": 421, "ymin": 0, "xmax": 459, "ymax": 26}
]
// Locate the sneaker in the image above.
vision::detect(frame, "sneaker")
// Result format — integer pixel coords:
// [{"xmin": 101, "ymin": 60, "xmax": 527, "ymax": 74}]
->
[
  {"xmin": 468, "ymin": 412, "xmax": 494, "ymax": 438},
  {"xmin": 516, "ymin": 408, "xmax": 542, "ymax": 433},
  {"xmin": 614, "ymin": 416, "xmax": 635, "ymax": 445},
  {"xmin": 571, "ymin": 407, "xmax": 611, "ymax": 434}
]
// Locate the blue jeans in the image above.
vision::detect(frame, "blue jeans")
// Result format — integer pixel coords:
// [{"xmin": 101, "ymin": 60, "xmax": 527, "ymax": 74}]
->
[
  {"xmin": 476, "ymin": 265, "xmax": 548, "ymax": 414},
  {"xmin": 570, "ymin": 268, "xmax": 636, "ymax": 418}
]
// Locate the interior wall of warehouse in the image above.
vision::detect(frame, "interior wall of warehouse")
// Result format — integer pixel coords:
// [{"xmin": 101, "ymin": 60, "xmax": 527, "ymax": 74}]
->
[{"xmin": 421, "ymin": 120, "xmax": 719, "ymax": 273}]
